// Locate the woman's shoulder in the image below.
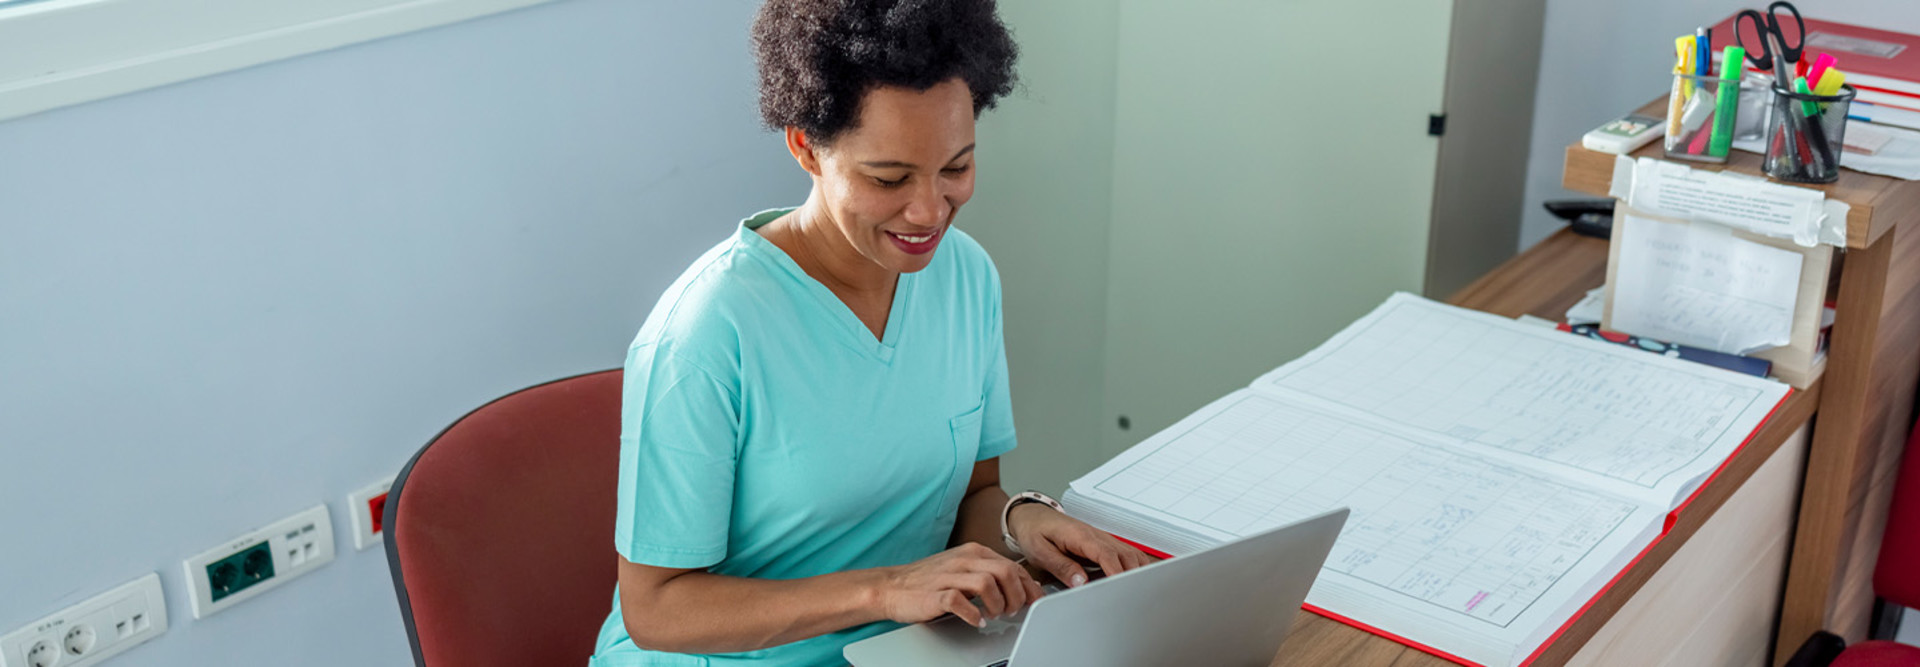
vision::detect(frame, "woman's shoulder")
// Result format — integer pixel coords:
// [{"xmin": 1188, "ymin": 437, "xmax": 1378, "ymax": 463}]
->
[{"xmin": 628, "ymin": 233, "xmax": 782, "ymax": 368}]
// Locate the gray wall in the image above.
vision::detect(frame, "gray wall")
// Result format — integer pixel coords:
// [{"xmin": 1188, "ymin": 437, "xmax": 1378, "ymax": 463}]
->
[
  {"xmin": 965, "ymin": 0, "xmax": 1120, "ymax": 496},
  {"xmin": 1519, "ymin": 0, "xmax": 1920, "ymax": 249},
  {"xmin": 0, "ymin": 0, "xmax": 803, "ymax": 664}
]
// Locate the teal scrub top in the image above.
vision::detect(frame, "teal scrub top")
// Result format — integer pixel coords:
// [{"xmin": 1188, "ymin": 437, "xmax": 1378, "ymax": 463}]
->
[{"xmin": 591, "ymin": 209, "xmax": 1018, "ymax": 666}]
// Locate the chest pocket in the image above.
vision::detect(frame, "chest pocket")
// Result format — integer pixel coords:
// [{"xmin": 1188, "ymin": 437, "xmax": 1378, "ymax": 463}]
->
[{"xmin": 939, "ymin": 402, "xmax": 986, "ymax": 520}]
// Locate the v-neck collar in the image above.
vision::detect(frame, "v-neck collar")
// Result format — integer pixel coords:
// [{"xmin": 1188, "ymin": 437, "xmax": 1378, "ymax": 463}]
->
[{"xmin": 737, "ymin": 208, "xmax": 914, "ymax": 364}]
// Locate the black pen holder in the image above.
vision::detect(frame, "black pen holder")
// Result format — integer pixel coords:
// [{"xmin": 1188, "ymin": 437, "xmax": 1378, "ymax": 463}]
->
[{"xmin": 1764, "ymin": 83, "xmax": 1856, "ymax": 184}]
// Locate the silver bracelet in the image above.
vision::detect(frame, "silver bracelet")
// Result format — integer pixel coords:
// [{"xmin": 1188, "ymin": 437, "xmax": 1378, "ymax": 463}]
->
[{"xmin": 1000, "ymin": 490, "xmax": 1063, "ymax": 556}]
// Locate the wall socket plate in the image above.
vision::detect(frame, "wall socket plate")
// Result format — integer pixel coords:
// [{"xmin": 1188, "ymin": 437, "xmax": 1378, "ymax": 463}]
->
[
  {"xmin": 0, "ymin": 573, "xmax": 167, "ymax": 667},
  {"xmin": 182, "ymin": 504, "xmax": 334, "ymax": 619},
  {"xmin": 346, "ymin": 477, "xmax": 394, "ymax": 551}
]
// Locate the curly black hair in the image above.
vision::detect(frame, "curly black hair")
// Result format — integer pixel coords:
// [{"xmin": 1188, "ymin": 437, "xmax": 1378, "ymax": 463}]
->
[{"xmin": 751, "ymin": 0, "xmax": 1019, "ymax": 144}]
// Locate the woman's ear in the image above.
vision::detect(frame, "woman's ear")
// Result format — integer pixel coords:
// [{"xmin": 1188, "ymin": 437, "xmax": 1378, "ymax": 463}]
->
[{"xmin": 784, "ymin": 126, "xmax": 823, "ymax": 176}]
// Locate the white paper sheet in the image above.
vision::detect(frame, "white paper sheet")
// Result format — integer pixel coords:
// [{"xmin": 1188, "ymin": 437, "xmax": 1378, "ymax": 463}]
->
[
  {"xmin": 1069, "ymin": 391, "xmax": 1664, "ymax": 667},
  {"xmin": 1250, "ymin": 293, "xmax": 1790, "ymax": 503},
  {"xmin": 1564, "ymin": 287, "xmax": 1606, "ymax": 325},
  {"xmin": 1609, "ymin": 155, "xmax": 1847, "ymax": 246},
  {"xmin": 1064, "ymin": 294, "xmax": 1790, "ymax": 667},
  {"xmin": 1609, "ymin": 214, "xmax": 1802, "ymax": 355}
]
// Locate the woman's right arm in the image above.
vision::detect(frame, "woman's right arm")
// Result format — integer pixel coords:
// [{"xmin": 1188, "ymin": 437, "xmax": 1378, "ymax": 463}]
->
[{"xmin": 618, "ymin": 542, "xmax": 1044, "ymax": 655}]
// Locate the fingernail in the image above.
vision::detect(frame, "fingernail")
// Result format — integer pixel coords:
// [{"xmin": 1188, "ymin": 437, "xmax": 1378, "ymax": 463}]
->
[{"xmin": 1070, "ymin": 574, "xmax": 1087, "ymax": 587}]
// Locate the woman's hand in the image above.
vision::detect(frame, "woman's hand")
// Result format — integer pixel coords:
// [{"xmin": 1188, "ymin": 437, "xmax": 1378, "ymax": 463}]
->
[
  {"xmin": 873, "ymin": 543, "xmax": 1045, "ymax": 628},
  {"xmin": 1007, "ymin": 504, "xmax": 1156, "ymax": 588}
]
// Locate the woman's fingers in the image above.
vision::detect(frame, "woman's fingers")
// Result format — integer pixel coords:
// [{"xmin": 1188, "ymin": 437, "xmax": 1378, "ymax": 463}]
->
[
  {"xmin": 1067, "ymin": 532, "xmax": 1127, "ymax": 577},
  {"xmin": 942, "ymin": 589, "xmax": 984, "ymax": 628},
  {"xmin": 1020, "ymin": 534, "xmax": 1091, "ymax": 588},
  {"xmin": 963, "ymin": 571, "xmax": 1006, "ymax": 618},
  {"xmin": 1022, "ymin": 572, "xmax": 1046, "ymax": 610},
  {"xmin": 992, "ymin": 560, "xmax": 1030, "ymax": 616}
]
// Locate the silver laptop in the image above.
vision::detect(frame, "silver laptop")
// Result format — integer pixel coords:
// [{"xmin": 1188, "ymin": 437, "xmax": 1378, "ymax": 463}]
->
[{"xmin": 844, "ymin": 507, "xmax": 1348, "ymax": 667}]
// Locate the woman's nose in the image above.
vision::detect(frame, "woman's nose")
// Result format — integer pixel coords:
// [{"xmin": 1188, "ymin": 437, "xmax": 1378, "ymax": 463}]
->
[{"xmin": 902, "ymin": 180, "xmax": 951, "ymax": 227}]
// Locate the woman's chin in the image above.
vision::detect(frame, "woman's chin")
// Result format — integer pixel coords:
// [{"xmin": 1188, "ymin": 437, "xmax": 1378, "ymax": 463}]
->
[{"xmin": 892, "ymin": 252, "xmax": 939, "ymax": 274}]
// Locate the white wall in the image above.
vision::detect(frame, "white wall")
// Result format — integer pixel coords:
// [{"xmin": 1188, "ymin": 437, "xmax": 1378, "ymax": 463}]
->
[
  {"xmin": 1519, "ymin": 0, "xmax": 1920, "ymax": 248},
  {"xmin": 0, "ymin": 1, "xmax": 803, "ymax": 664}
]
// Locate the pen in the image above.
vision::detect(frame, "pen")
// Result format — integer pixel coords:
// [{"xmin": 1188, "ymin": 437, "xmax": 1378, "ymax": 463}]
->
[
  {"xmin": 1795, "ymin": 76, "xmax": 1819, "ymax": 117},
  {"xmin": 1698, "ymin": 27, "xmax": 1711, "ymax": 78},
  {"xmin": 1671, "ymin": 36, "xmax": 1695, "ymax": 139},
  {"xmin": 1795, "ymin": 76, "xmax": 1834, "ymax": 175},
  {"xmin": 1709, "ymin": 45, "xmax": 1745, "ymax": 156},
  {"xmin": 1809, "ymin": 53, "xmax": 1836, "ymax": 87}
]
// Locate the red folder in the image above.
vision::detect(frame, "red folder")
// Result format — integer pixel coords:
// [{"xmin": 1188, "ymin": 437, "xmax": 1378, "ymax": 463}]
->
[{"xmin": 1707, "ymin": 14, "xmax": 1920, "ymax": 98}]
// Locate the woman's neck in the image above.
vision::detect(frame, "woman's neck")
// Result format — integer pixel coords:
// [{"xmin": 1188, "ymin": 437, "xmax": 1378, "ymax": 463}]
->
[{"xmin": 771, "ymin": 197, "xmax": 898, "ymax": 299}]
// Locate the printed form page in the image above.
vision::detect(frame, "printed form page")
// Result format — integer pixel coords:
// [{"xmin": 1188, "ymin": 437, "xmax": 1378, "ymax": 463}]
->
[
  {"xmin": 1068, "ymin": 391, "xmax": 1666, "ymax": 666},
  {"xmin": 1250, "ymin": 293, "xmax": 1790, "ymax": 507}
]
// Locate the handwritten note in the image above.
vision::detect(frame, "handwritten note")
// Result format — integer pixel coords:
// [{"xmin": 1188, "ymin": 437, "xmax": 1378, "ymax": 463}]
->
[{"xmin": 1610, "ymin": 214, "xmax": 1802, "ymax": 355}]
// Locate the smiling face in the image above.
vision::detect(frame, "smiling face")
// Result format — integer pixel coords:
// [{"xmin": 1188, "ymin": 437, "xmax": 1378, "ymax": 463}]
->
[{"xmin": 792, "ymin": 78, "xmax": 977, "ymax": 276}]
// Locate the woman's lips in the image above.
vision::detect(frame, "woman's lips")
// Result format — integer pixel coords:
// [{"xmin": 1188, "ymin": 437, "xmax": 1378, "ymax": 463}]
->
[{"xmin": 886, "ymin": 227, "xmax": 943, "ymax": 255}]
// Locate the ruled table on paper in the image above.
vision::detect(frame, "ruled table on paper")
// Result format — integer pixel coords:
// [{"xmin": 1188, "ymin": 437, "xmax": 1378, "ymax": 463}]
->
[
  {"xmin": 1079, "ymin": 393, "xmax": 1648, "ymax": 628},
  {"xmin": 1251, "ymin": 293, "xmax": 1785, "ymax": 497}
]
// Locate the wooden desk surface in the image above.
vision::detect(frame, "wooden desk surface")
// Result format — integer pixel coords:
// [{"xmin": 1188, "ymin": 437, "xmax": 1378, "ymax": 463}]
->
[
  {"xmin": 1561, "ymin": 98, "xmax": 1920, "ymax": 249},
  {"xmin": 1268, "ymin": 229, "xmax": 1821, "ymax": 667}
]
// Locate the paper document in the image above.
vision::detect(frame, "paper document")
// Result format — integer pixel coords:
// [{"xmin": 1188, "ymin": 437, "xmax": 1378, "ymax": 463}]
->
[
  {"xmin": 1250, "ymin": 294, "xmax": 1787, "ymax": 501},
  {"xmin": 1609, "ymin": 214, "xmax": 1801, "ymax": 355},
  {"xmin": 1078, "ymin": 393, "xmax": 1652, "ymax": 628},
  {"xmin": 1063, "ymin": 293, "xmax": 1790, "ymax": 667},
  {"xmin": 1564, "ymin": 287, "xmax": 1605, "ymax": 325},
  {"xmin": 1609, "ymin": 156, "xmax": 1846, "ymax": 246}
]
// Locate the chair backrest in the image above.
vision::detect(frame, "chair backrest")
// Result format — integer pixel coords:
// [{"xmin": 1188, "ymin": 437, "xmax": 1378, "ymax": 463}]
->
[
  {"xmin": 1875, "ymin": 415, "xmax": 1920, "ymax": 610},
  {"xmin": 385, "ymin": 369, "xmax": 623, "ymax": 667}
]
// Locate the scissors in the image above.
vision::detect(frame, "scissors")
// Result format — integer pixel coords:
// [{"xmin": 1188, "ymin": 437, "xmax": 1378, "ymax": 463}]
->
[{"xmin": 1734, "ymin": 1, "xmax": 1805, "ymax": 81}]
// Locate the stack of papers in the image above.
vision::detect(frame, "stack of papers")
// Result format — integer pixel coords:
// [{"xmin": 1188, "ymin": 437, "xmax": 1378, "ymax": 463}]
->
[{"xmin": 1064, "ymin": 293, "xmax": 1789, "ymax": 666}]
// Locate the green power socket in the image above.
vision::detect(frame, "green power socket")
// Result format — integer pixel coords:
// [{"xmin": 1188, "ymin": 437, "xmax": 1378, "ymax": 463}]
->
[{"xmin": 206, "ymin": 542, "xmax": 275, "ymax": 602}]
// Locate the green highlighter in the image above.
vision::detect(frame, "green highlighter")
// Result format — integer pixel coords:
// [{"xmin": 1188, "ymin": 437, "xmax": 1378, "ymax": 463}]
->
[{"xmin": 1708, "ymin": 45, "xmax": 1745, "ymax": 157}]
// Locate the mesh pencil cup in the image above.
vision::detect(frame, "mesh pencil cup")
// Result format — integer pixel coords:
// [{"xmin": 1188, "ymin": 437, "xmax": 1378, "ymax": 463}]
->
[
  {"xmin": 1765, "ymin": 83, "xmax": 1855, "ymax": 184},
  {"xmin": 1664, "ymin": 73, "xmax": 1741, "ymax": 163}
]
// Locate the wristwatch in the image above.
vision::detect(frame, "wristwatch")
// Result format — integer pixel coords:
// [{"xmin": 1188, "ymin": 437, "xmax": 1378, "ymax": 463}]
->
[{"xmin": 1000, "ymin": 490, "xmax": 1064, "ymax": 556}]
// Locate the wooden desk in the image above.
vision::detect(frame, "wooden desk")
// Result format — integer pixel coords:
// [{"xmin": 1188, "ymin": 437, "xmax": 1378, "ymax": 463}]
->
[
  {"xmin": 1563, "ymin": 98, "xmax": 1920, "ymax": 663},
  {"xmin": 1266, "ymin": 230, "xmax": 1819, "ymax": 666}
]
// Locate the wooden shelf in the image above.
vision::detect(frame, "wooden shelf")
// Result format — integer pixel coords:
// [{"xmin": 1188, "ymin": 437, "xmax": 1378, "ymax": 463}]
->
[{"xmin": 1561, "ymin": 98, "xmax": 1920, "ymax": 249}]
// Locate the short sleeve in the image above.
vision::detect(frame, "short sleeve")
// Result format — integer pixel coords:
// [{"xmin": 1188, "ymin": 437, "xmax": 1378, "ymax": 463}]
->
[
  {"xmin": 976, "ymin": 264, "xmax": 1017, "ymax": 461},
  {"xmin": 614, "ymin": 343, "xmax": 741, "ymax": 569}
]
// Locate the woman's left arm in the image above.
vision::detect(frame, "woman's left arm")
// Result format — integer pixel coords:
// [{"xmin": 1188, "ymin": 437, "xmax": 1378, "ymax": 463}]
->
[{"xmin": 952, "ymin": 458, "xmax": 1156, "ymax": 589}]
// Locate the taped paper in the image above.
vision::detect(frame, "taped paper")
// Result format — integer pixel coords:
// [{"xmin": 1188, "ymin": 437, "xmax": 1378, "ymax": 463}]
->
[
  {"xmin": 1609, "ymin": 212, "xmax": 1802, "ymax": 355},
  {"xmin": 1609, "ymin": 155, "xmax": 1847, "ymax": 246}
]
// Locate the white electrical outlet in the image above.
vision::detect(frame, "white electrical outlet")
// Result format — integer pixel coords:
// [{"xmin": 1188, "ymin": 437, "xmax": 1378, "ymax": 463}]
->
[
  {"xmin": 0, "ymin": 573, "xmax": 167, "ymax": 667},
  {"xmin": 346, "ymin": 477, "xmax": 394, "ymax": 551},
  {"xmin": 182, "ymin": 504, "xmax": 334, "ymax": 619}
]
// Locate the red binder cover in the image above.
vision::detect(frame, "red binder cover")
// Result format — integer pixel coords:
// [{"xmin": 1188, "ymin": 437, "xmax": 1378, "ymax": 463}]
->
[
  {"xmin": 1706, "ymin": 14, "xmax": 1920, "ymax": 98},
  {"xmin": 1107, "ymin": 388, "xmax": 1795, "ymax": 667}
]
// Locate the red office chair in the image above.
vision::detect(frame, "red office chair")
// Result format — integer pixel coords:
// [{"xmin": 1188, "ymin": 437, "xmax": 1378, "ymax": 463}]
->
[
  {"xmin": 384, "ymin": 369, "xmax": 623, "ymax": 667},
  {"xmin": 1784, "ymin": 411, "xmax": 1920, "ymax": 667}
]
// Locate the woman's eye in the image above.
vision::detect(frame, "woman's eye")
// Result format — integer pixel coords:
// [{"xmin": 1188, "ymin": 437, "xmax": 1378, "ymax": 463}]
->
[
  {"xmin": 873, "ymin": 175, "xmax": 908, "ymax": 188},
  {"xmin": 943, "ymin": 165, "xmax": 972, "ymax": 176}
]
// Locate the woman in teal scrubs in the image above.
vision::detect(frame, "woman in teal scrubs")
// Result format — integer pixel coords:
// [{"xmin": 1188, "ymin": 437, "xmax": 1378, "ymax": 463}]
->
[{"xmin": 589, "ymin": 1, "xmax": 1152, "ymax": 665}]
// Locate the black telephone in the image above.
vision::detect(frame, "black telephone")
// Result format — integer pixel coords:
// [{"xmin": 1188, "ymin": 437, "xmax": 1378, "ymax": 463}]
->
[{"xmin": 1543, "ymin": 199, "xmax": 1614, "ymax": 239}]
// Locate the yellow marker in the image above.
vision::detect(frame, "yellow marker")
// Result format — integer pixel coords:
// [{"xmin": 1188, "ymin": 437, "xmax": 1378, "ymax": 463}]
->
[
  {"xmin": 1813, "ymin": 69, "xmax": 1846, "ymax": 97},
  {"xmin": 1670, "ymin": 36, "xmax": 1697, "ymax": 137}
]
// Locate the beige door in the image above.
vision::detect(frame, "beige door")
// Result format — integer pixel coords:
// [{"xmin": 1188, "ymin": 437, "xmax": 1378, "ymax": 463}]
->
[{"xmin": 1099, "ymin": 0, "xmax": 1454, "ymax": 456}]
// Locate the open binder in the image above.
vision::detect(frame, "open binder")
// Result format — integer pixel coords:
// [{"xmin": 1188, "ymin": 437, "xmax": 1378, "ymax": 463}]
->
[{"xmin": 1063, "ymin": 293, "xmax": 1790, "ymax": 666}]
